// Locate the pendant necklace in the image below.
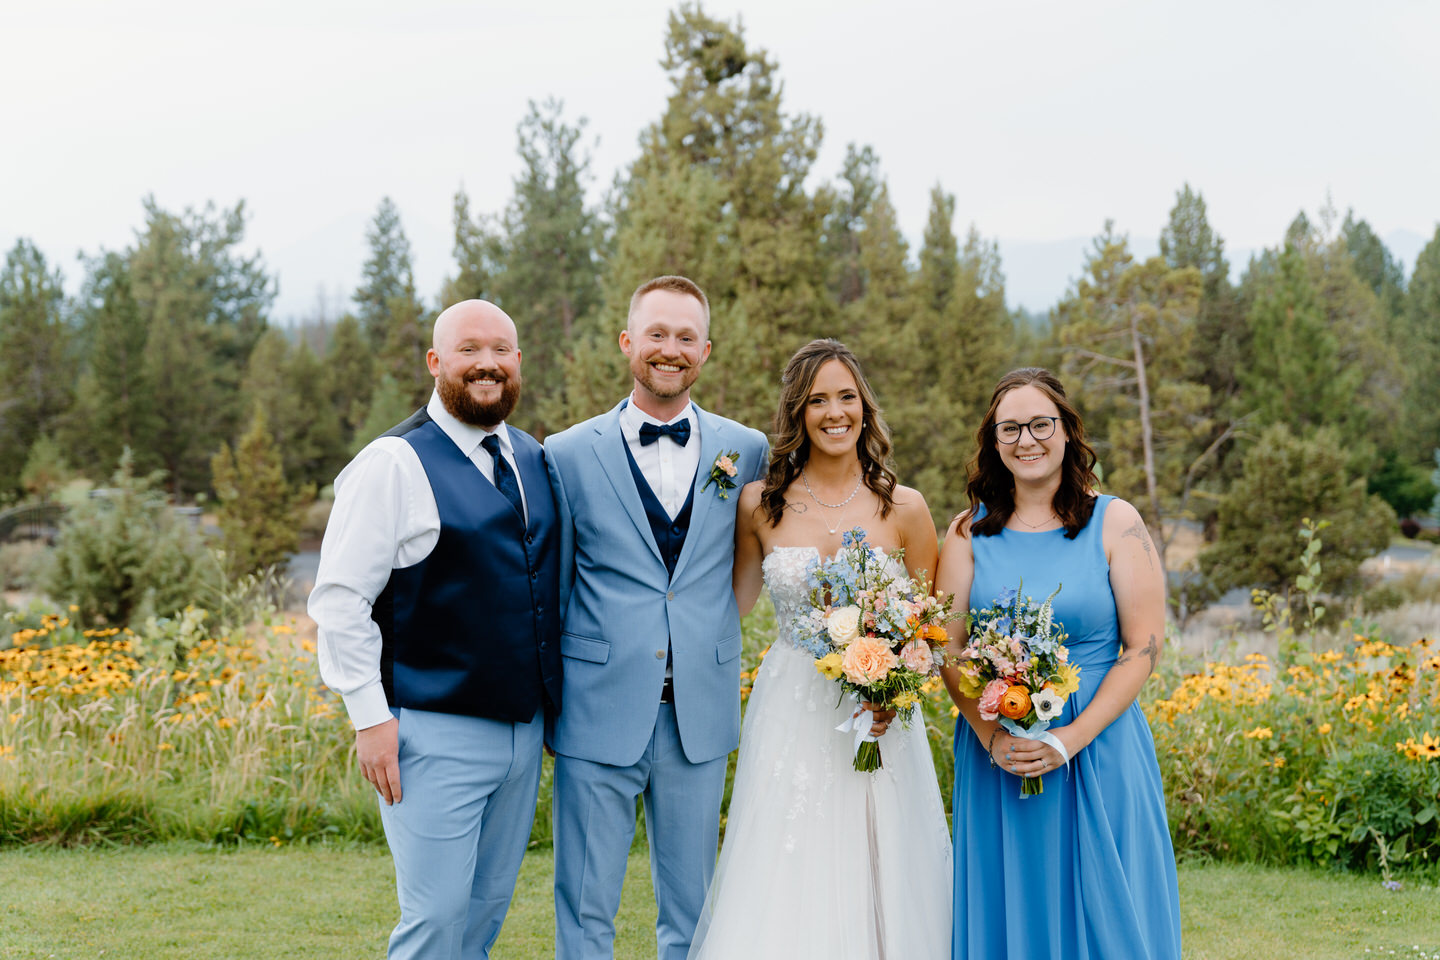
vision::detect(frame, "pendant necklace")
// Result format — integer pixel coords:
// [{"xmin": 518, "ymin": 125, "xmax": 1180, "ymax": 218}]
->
[
  {"xmin": 802, "ymin": 469, "xmax": 864, "ymax": 535},
  {"xmin": 1013, "ymin": 508, "xmax": 1058, "ymax": 530}
]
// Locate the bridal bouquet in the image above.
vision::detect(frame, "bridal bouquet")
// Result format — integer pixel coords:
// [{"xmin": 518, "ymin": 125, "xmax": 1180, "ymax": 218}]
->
[
  {"xmin": 793, "ymin": 528, "xmax": 956, "ymax": 772},
  {"xmin": 952, "ymin": 582, "xmax": 1079, "ymax": 796}
]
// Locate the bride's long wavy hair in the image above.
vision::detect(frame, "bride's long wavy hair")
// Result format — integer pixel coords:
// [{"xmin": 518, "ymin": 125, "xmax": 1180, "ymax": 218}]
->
[
  {"xmin": 964, "ymin": 367, "xmax": 1099, "ymax": 539},
  {"xmin": 759, "ymin": 339, "xmax": 898, "ymax": 528}
]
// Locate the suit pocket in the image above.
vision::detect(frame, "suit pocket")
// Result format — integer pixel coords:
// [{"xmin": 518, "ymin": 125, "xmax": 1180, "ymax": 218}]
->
[
  {"xmin": 561, "ymin": 632, "xmax": 610, "ymax": 664},
  {"xmin": 715, "ymin": 632, "xmax": 742, "ymax": 664}
]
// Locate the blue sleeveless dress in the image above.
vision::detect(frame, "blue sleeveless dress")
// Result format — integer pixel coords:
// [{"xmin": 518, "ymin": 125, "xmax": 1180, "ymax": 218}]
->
[{"xmin": 953, "ymin": 495, "xmax": 1181, "ymax": 960}]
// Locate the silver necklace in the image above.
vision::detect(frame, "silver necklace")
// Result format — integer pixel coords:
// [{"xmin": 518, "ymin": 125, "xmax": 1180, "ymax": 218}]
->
[
  {"xmin": 802, "ymin": 469, "xmax": 864, "ymax": 535},
  {"xmin": 1013, "ymin": 508, "xmax": 1058, "ymax": 529}
]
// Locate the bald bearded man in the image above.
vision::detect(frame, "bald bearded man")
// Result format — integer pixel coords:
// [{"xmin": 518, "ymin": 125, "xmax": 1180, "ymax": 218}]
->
[{"xmin": 311, "ymin": 300, "xmax": 562, "ymax": 959}]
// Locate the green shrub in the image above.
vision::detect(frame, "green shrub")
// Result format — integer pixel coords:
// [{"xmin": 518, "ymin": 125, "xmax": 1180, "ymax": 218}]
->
[{"xmin": 44, "ymin": 450, "xmax": 218, "ymax": 628}]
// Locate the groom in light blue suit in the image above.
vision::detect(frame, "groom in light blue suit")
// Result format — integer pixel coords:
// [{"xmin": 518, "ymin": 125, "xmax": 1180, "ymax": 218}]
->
[{"xmin": 545, "ymin": 276, "xmax": 768, "ymax": 960}]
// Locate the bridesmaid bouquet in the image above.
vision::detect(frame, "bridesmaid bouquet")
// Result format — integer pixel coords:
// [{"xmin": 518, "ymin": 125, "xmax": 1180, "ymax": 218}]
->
[
  {"xmin": 953, "ymin": 582, "xmax": 1079, "ymax": 796},
  {"xmin": 793, "ymin": 528, "xmax": 956, "ymax": 772}
]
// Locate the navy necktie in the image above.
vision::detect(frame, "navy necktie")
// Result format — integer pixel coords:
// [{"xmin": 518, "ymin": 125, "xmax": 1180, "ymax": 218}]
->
[
  {"xmin": 480, "ymin": 434, "xmax": 524, "ymax": 520},
  {"xmin": 638, "ymin": 419, "xmax": 691, "ymax": 447}
]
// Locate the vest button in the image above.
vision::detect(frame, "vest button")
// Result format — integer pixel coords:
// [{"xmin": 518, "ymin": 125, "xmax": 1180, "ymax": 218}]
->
[
  {"xmin": 531, "ymin": 570, "xmax": 538, "ymax": 580},
  {"xmin": 655, "ymin": 649, "xmax": 665, "ymax": 659},
  {"xmin": 526, "ymin": 535, "xmax": 534, "ymax": 545},
  {"xmin": 671, "ymin": 524, "xmax": 682, "ymax": 535}
]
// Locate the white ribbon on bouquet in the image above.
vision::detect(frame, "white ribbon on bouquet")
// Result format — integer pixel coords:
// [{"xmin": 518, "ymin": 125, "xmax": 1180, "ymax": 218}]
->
[{"xmin": 835, "ymin": 693, "xmax": 877, "ymax": 758}]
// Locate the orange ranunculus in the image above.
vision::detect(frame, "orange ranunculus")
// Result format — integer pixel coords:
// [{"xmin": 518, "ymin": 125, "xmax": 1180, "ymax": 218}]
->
[
  {"xmin": 921, "ymin": 623, "xmax": 949, "ymax": 645},
  {"xmin": 999, "ymin": 685, "xmax": 1032, "ymax": 720}
]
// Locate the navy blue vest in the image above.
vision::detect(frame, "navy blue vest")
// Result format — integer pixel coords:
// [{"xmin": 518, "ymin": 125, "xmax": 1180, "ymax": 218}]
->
[
  {"xmin": 622, "ymin": 439, "xmax": 695, "ymax": 579},
  {"xmin": 371, "ymin": 409, "xmax": 562, "ymax": 722}
]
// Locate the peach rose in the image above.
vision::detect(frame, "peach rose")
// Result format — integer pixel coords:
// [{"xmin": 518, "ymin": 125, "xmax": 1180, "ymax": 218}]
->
[
  {"xmin": 977, "ymin": 679, "xmax": 1009, "ymax": 721},
  {"xmin": 898, "ymin": 640, "xmax": 934, "ymax": 674},
  {"xmin": 999, "ymin": 685, "xmax": 1032, "ymax": 720},
  {"xmin": 841, "ymin": 636, "xmax": 899, "ymax": 685}
]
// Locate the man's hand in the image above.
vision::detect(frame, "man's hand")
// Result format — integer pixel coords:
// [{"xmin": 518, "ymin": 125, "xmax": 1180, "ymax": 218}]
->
[{"xmin": 357, "ymin": 717, "xmax": 402, "ymax": 805}]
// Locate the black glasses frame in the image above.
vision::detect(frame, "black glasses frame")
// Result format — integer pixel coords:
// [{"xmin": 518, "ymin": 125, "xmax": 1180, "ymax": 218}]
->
[{"xmin": 994, "ymin": 416, "xmax": 1059, "ymax": 444}]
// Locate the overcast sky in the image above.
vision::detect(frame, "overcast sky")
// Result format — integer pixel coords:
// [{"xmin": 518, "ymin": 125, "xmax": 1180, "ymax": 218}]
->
[{"xmin": 3, "ymin": 0, "xmax": 1438, "ymax": 320}]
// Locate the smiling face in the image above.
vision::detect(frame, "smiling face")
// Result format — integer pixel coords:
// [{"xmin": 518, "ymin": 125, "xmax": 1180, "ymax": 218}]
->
[
  {"xmin": 620, "ymin": 287, "xmax": 711, "ymax": 417},
  {"xmin": 803, "ymin": 359, "xmax": 865, "ymax": 458},
  {"xmin": 427, "ymin": 300, "xmax": 522, "ymax": 428},
  {"xmin": 992, "ymin": 383, "xmax": 1068, "ymax": 488}
]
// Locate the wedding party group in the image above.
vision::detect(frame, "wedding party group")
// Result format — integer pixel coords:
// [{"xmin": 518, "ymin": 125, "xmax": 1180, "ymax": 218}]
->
[{"xmin": 309, "ymin": 274, "xmax": 1183, "ymax": 960}]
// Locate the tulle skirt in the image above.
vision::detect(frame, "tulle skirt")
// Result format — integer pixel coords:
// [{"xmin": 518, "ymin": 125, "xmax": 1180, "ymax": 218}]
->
[{"xmin": 687, "ymin": 642, "xmax": 952, "ymax": 959}]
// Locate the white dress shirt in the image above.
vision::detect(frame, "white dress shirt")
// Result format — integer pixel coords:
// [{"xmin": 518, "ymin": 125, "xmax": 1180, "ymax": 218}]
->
[
  {"xmin": 309, "ymin": 391, "xmax": 527, "ymax": 731},
  {"xmin": 620, "ymin": 395, "xmax": 701, "ymax": 519}
]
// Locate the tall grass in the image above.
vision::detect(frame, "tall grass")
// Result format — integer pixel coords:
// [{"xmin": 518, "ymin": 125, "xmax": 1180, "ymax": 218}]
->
[{"xmin": 3, "ymin": 595, "xmax": 1438, "ymax": 878}]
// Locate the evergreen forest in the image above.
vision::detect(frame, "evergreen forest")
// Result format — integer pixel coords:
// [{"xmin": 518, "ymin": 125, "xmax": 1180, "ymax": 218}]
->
[{"xmin": 3, "ymin": 5, "xmax": 1438, "ymax": 620}]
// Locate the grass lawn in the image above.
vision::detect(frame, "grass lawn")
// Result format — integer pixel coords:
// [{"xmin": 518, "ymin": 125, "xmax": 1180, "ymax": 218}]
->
[{"xmin": 1, "ymin": 845, "xmax": 1437, "ymax": 959}]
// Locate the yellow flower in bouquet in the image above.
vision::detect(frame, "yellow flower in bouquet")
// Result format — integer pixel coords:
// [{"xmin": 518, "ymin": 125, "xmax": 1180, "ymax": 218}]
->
[
  {"xmin": 892, "ymin": 691, "xmax": 920, "ymax": 711},
  {"xmin": 1050, "ymin": 662, "xmax": 1080, "ymax": 696},
  {"xmin": 953, "ymin": 662, "xmax": 986, "ymax": 699},
  {"xmin": 815, "ymin": 652, "xmax": 844, "ymax": 680}
]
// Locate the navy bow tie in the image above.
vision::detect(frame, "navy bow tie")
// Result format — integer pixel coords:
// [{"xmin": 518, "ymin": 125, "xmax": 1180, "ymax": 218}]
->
[{"xmin": 639, "ymin": 419, "xmax": 691, "ymax": 447}]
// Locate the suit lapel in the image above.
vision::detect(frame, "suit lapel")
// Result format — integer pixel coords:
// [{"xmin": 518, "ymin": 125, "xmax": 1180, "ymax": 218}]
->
[
  {"xmin": 670, "ymin": 406, "xmax": 726, "ymax": 583},
  {"xmin": 591, "ymin": 405, "xmax": 665, "ymax": 566}
]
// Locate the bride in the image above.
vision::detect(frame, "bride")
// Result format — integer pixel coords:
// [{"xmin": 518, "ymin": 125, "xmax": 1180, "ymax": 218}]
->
[{"xmin": 687, "ymin": 339, "xmax": 952, "ymax": 959}]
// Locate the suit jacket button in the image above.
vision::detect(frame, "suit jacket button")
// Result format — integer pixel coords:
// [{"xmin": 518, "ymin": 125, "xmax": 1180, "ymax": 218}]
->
[
  {"xmin": 666, "ymin": 591, "xmax": 675, "ymax": 601},
  {"xmin": 655, "ymin": 649, "xmax": 665, "ymax": 659}
]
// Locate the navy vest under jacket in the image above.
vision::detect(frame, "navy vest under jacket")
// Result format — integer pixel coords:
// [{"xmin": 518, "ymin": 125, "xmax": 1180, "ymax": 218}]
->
[
  {"xmin": 371, "ymin": 408, "xmax": 562, "ymax": 722},
  {"xmin": 622, "ymin": 436, "xmax": 694, "ymax": 579}
]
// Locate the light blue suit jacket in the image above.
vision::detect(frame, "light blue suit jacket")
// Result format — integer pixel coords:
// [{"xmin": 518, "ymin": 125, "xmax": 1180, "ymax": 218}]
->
[{"xmin": 544, "ymin": 401, "xmax": 768, "ymax": 767}]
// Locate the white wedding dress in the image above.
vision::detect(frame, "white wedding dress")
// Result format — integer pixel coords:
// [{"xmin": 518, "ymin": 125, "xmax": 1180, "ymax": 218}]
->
[{"xmin": 687, "ymin": 547, "xmax": 952, "ymax": 959}]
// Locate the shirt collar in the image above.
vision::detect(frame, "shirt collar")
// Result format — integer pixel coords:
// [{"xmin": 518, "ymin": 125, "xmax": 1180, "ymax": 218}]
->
[
  {"xmin": 621, "ymin": 393, "xmax": 696, "ymax": 438},
  {"xmin": 426, "ymin": 390, "xmax": 510, "ymax": 459}
]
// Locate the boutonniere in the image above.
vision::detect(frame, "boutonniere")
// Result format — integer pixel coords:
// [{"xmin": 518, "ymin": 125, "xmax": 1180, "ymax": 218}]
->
[{"xmin": 701, "ymin": 450, "xmax": 741, "ymax": 499}]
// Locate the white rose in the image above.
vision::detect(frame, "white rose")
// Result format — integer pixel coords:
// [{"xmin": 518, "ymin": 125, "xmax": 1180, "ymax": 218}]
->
[
  {"xmin": 826, "ymin": 605, "xmax": 862, "ymax": 645},
  {"xmin": 1032, "ymin": 687, "xmax": 1065, "ymax": 722}
]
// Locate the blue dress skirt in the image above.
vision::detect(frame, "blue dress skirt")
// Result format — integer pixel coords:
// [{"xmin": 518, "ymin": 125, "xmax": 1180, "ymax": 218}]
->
[{"xmin": 953, "ymin": 496, "xmax": 1181, "ymax": 959}]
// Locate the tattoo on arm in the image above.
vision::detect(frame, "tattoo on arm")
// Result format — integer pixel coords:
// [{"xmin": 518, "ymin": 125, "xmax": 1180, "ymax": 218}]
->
[
  {"xmin": 1121, "ymin": 519, "xmax": 1156, "ymax": 571},
  {"xmin": 1115, "ymin": 633, "xmax": 1160, "ymax": 675}
]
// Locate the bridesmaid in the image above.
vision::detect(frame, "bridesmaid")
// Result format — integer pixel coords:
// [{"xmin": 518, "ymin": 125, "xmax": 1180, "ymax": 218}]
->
[{"xmin": 937, "ymin": 367, "xmax": 1181, "ymax": 959}]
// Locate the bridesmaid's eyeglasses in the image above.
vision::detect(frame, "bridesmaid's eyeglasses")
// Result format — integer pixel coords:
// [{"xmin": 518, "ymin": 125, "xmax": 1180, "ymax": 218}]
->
[{"xmin": 994, "ymin": 417, "xmax": 1059, "ymax": 444}]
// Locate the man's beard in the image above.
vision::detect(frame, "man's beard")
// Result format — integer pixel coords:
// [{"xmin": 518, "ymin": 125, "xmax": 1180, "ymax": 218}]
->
[
  {"xmin": 632, "ymin": 358, "xmax": 700, "ymax": 400},
  {"xmin": 438, "ymin": 368, "xmax": 521, "ymax": 428}
]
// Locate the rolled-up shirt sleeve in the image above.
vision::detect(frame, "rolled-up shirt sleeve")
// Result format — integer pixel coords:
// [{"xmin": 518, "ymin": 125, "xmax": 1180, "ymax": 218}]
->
[{"xmin": 310, "ymin": 439, "xmax": 437, "ymax": 731}]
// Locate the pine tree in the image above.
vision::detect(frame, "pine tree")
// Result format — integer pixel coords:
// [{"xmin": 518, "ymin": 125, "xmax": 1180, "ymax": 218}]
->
[
  {"xmin": 441, "ymin": 188, "xmax": 502, "ymax": 307},
  {"xmin": 1199, "ymin": 424, "xmax": 1395, "ymax": 596},
  {"xmin": 72, "ymin": 198, "xmax": 274, "ymax": 497},
  {"xmin": 896, "ymin": 189, "xmax": 1014, "ymax": 525},
  {"xmin": 592, "ymin": 4, "xmax": 831, "ymax": 429},
  {"xmin": 1404, "ymin": 227, "xmax": 1440, "ymax": 456},
  {"xmin": 492, "ymin": 99, "xmax": 602, "ymax": 438},
  {"xmin": 351, "ymin": 375, "xmax": 417, "ymax": 455},
  {"xmin": 211, "ymin": 406, "xmax": 306, "ymax": 577},
  {"xmin": 1055, "ymin": 223, "xmax": 1210, "ymax": 566},
  {"xmin": 0, "ymin": 239, "xmax": 72, "ymax": 496},
  {"xmin": 323, "ymin": 314, "xmax": 376, "ymax": 448},
  {"xmin": 66, "ymin": 252, "xmax": 152, "ymax": 476}
]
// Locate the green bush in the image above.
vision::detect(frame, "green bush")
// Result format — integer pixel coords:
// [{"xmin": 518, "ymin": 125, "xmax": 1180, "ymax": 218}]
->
[{"xmin": 44, "ymin": 449, "xmax": 218, "ymax": 628}]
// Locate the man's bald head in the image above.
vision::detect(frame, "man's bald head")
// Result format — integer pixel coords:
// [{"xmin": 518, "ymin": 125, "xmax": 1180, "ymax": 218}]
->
[
  {"xmin": 426, "ymin": 299, "xmax": 523, "ymax": 428},
  {"xmin": 433, "ymin": 299, "xmax": 518, "ymax": 354}
]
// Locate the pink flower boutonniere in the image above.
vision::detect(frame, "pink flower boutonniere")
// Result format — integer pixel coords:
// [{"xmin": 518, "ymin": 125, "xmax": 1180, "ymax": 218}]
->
[{"xmin": 702, "ymin": 450, "xmax": 741, "ymax": 499}]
